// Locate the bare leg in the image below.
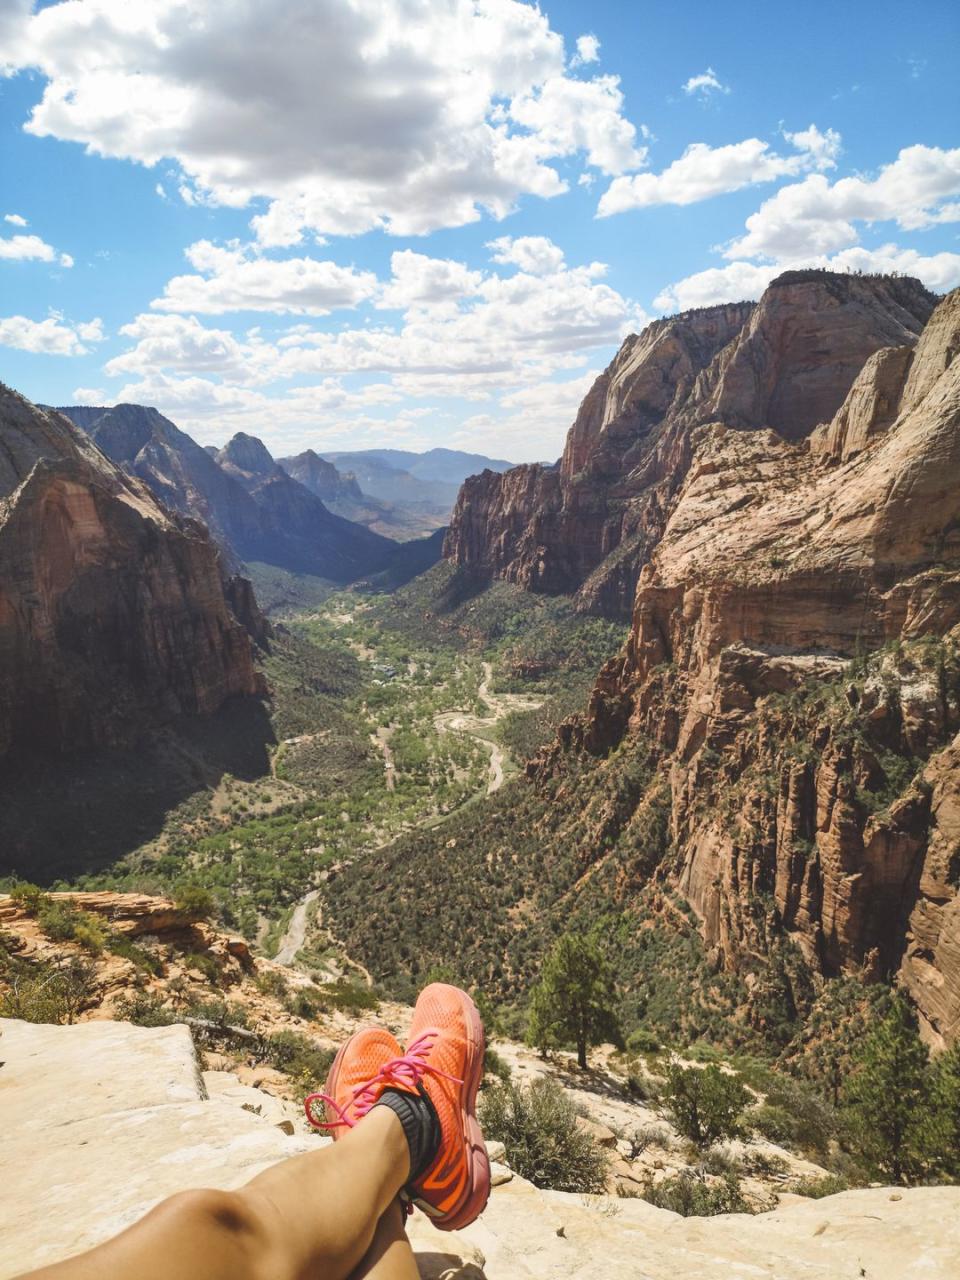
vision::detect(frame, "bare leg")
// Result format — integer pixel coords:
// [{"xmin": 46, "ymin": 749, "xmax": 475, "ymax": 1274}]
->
[
  {"xmin": 17, "ymin": 1106, "xmax": 411, "ymax": 1280},
  {"xmin": 346, "ymin": 1200, "xmax": 420, "ymax": 1280}
]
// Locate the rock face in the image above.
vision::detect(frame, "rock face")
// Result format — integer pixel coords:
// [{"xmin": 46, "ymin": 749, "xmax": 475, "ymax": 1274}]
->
[
  {"xmin": 534, "ymin": 285, "xmax": 960, "ymax": 1046},
  {"xmin": 445, "ymin": 273, "xmax": 936, "ymax": 618},
  {"xmin": 0, "ymin": 387, "xmax": 261, "ymax": 762},
  {"xmin": 59, "ymin": 405, "xmax": 402, "ymax": 582},
  {"xmin": 3, "ymin": 1017, "xmax": 959, "ymax": 1280}
]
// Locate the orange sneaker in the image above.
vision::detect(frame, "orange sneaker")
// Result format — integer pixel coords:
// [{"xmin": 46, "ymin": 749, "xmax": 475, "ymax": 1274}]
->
[
  {"xmin": 304, "ymin": 1026, "xmax": 401, "ymax": 1135},
  {"xmin": 398, "ymin": 983, "xmax": 491, "ymax": 1230}
]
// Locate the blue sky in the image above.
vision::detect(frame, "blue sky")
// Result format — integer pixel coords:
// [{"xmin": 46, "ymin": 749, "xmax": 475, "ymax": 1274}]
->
[{"xmin": 1, "ymin": 0, "xmax": 958, "ymax": 461}]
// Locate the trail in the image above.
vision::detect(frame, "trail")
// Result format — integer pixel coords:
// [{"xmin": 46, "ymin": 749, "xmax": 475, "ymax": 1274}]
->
[
  {"xmin": 272, "ymin": 660, "xmax": 541, "ymax": 969},
  {"xmin": 433, "ymin": 661, "xmax": 541, "ymax": 795},
  {"xmin": 273, "ymin": 889, "xmax": 320, "ymax": 966}
]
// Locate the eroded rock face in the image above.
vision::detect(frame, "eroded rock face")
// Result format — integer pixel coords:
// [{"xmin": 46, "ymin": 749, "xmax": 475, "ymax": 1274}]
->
[
  {"xmin": 0, "ymin": 387, "xmax": 261, "ymax": 761},
  {"xmin": 534, "ymin": 287, "xmax": 960, "ymax": 1046},
  {"xmin": 444, "ymin": 273, "xmax": 935, "ymax": 618}
]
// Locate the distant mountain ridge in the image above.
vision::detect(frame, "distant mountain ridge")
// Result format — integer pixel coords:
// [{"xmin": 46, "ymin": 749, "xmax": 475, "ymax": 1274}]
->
[
  {"xmin": 56, "ymin": 405, "xmax": 438, "ymax": 586},
  {"xmin": 317, "ymin": 447, "xmax": 516, "ymax": 513}
]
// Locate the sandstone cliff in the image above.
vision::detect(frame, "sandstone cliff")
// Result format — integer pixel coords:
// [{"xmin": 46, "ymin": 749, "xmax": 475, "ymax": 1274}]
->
[
  {"xmin": 535, "ymin": 285, "xmax": 960, "ymax": 1046},
  {"xmin": 0, "ymin": 387, "xmax": 261, "ymax": 762},
  {"xmin": 445, "ymin": 273, "xmax": 936, "ymax": 618}
]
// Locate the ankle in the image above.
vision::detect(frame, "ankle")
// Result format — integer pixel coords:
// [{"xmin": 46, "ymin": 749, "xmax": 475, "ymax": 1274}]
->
[{"xmin": 374, "ymin": 1087, "xmax": 441, "ymax": 1184}]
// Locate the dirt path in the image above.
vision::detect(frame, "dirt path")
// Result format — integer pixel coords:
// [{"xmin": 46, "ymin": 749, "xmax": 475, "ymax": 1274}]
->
[
  {"xmin": 434, "ymin": 661, "xmax": 541, "ymax": 795},
  {"xmin": 371, "ymin": 726, "xmax": 396, "ymax": 791},
  {"xmin": 274, "ymin": 889, "xmax": 320, "ymax": 966}
]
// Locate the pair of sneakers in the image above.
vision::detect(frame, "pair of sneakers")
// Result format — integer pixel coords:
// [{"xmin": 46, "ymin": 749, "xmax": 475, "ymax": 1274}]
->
[{"xmin": 304, "ymin": 982, "xmax": 491, "ymax": 1231}]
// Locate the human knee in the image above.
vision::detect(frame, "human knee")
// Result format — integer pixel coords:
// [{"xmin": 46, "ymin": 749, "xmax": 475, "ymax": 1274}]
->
[{"xmin": 154, "ymin": 1188, "xmax": 268, "ymax": 1248}]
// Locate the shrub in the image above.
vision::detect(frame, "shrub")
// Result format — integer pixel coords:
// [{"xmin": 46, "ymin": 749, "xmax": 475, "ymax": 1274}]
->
[
  {"xmin": 483, "ymin": 1046, "xmax": 512, "ymax": 1083},
  {"xmin": 255, "ymin": 970, "xmax": 290, "ymax": 999},
  {"xmin": 173, "ymin": 884, "xmax": 216, "ymax": 919},
  {"xmin": 187, "ymin": 998, "xmax": 249, "ymax": 1029},
  {"xmin": 107, "ymin": 934, "xmax": 163, "ymax": 976},
  {"xmin": 313, "ymin": 980, "xmax": 379, "ymax": 1014},
  {"xmin": 663, "ymin": 1064, "xmax": 749, "ymax": 1148},
  {"xmin": 642, "ymin": 1170, "xmax": 750, "ymax": 1217},
  {"xmin": 478, "ymin": 1077, "xmax": 609, "ymax": 1193},
  {"xmin": 36, "ymin": 901, "xmax": 108, "ymax": 954},
  {"xmin": 8, "ymin": 882, "xmax": 46, "ymax": 912},
  {"xmin": 115, "ymin": 992, "xmax": 179, "ymax": 1027},
  {"xmin": 181, "ymin": 951, "xmax": 221, "ymax": 984},
  {"xmin": 793, "ymin": 1174, "xmax": 850, "ymax": 1199},
  {"xmin": 626, "ymin": 1027, "xmax": 661, "ymax": 1055},
  {"xmin": 262, "ymin": 1031, "xmax": 334, "ymax": 1090},
  {"xmin": 0, "ymin": 958, "xmax": 96, "ymax": 1024}
]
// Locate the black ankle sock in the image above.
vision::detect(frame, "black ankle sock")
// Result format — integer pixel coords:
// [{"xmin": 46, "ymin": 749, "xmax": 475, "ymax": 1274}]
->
[{"xmin": 374, "ymin": 1086, "xmax": 441, "ymax": 1183}]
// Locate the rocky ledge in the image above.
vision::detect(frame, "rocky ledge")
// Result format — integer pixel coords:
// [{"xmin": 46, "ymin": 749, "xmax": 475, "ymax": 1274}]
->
[{"xmin": 2, "ymin": 1018, "xmax": 958, "ymax": 1279}]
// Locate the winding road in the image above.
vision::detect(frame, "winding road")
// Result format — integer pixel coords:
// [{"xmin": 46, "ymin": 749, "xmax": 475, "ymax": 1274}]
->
[
  {"xmin": 271, "ymin": 661, "xmax": 541, "ymax": 967},
  {"xmin": 433, "ymin": 662, "xmax": 541, "ymax": 795}
]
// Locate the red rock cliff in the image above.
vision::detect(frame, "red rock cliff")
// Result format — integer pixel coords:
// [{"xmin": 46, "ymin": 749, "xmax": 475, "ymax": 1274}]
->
[
  {"xmin": 445, "ymin": 273, "xmax": 935, "ymax": 618},
  {"xmin": 0, "ymin": 386, "xmax": 262, "ymax": 760},
  {"xmin": 536, "ymin": 285, "xmax": 960, "ymax": 1046}
]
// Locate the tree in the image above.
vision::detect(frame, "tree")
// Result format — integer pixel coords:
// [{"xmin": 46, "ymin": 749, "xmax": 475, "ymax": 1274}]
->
[
  {"xmin": 663, "ymin": 1064, "xmax": 749, "ymax": 1147},
  {"xmin": 929, "ymin": 1043, "xmax": 960, "ymax": 1181},
  {"xmin": 526, "ymin": 931, "xmax": 621, "ymax": 1069},
  {"xmin": 842, "ymin": 997, "xmax": 932, "ymax": 1184}
]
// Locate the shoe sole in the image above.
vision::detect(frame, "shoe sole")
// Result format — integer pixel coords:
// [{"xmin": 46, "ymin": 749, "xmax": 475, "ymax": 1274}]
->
[{"xmin": 414, "ymin": 988, "xmax": 491, "ymax": 1232}]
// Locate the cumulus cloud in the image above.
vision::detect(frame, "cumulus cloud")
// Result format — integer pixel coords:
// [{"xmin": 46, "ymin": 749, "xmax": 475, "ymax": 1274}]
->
[
  {"xmin": 0, "ymin": 312, "xmax": 103, "ymax": 355},
  {"xmin": 723, "ymin": 144, "xmax": 960, "ymax": 261},
  {"xmin": 682, "ymin": 67, "xmax": 729, "ymax": 98},
  {"xmin": 0, "ymin": 232, "xmax": 73, "ymax": 266},
  {"xmin": 9, "ymin": 0, "xmax": 647, "ymax": 242},
  {"xmin": 572, "ymin": 34, "xmax": 600, "ymax": 66},
  {"xmin": 486, "ymin": 235, "xmax": 566, "ymax": 274},
  {"xmin": 150, "ymin": 241, "xmax": 379, "ymax": 315},
  {"xmin": 598, "ymin": 125, "xmax": 841, "ymax": 217},
  {"xmin": 654, "ymin": 244, "xmax": 960, "ymax": 312},
  {"xmin": 377, "ymin": 249, "xmax": 484, "ymax": 310},
  {"xmin": 4, "ymin": 213, "xmax": 28, "ymax": 226}
]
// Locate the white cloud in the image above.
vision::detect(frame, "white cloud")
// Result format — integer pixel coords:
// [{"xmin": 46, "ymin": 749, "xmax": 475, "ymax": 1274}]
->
[
  {"xmin": 9, "ymin": 0, "xmax": 647, "ymax": 242},
  {"xmin": 572, "ymin": 34, "xmax": 600, "ymax": 66},
  {"xmin": 598, "ymin": 126, "xmax": 841, "ymax": 217},
  {"xmin": 377, "ymin": 249, "xmax": 484, "ymax": 310},
  {"xmin": 0, "ymin": 232, "xmax": 73, "ymax": 266},
  {"xmin": 4, "ymin": 213, "xmax": 28, "ymax": 226},
  {"xmin": 486, "ymin": 235, "xmax": 566, "ymax": 275},
  {"xmin": 682, "ymin": 67, "xmax": 729, "ymax": 98},
  {"xmin": 654, "ymin": 244, "xmax": 960, "ymax": 312},
  {"xmin": 724, "ymin": 144, "xmax": 960, "ymax": 262},
  {"xmin": 0, "ymin": 312, "xmax": 103, "ymax": 355},
  {"xmin": 106, "ymin": 314, "xmax": 271, "ymax": 384},
  {"xmin": 71, "ymin": 386, "xmax": 106, "ymax": 403},
  {"xmin": 150, "ymin": 240, "xmax": 379, "ymax": 315}
]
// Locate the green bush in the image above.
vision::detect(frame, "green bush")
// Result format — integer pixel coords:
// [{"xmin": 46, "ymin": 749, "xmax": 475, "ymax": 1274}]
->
[
  {"xmin": 478, "ymin": 1078, "xmax": 609, "ymax": 1193},
  {"xmin": 261, "ymin": 1031, "xmax": 334, "ymax": 1089},
  {"xmin": 792, "ymin": 1174, "xmax": 850, "ymax": 1199},
  {"xmin": 173, "ymin": 884, "xmax": 216, "ymax": 919},
  {"xmin": 255, "ymin": 970, "xmax": 290, "ymax": 999},
  {"xmin": 187, "ymin": 998, "xmax": 249, "ymax": 1029},
  {"xmin": 626, "ymin": 1027, "xmax": 661, "ymax": 1055},
  {"xmin": 106, "ymin": 934, "xmax": 163, "ymax": 976},
  {"xmin": 181, "ymin": 951, "xmax": 221, "ymax": 984},
  {"xmin": 663, "ymin": 1064, "xmax": 750, "ymax": 1148},
  {"xmin": 642, "ymin": 1170, "xmax": 750, "ymax": 1216},
  {"xmin": 8, "ymin": 882, "xmax": 47, "ymax": 912},
  {"xmin": 483, "ymin": 1046, "xmax": 512, "ymax": 1083},
  {"xmin": 0, "ymin": 958, "xmax": 96, "ymax": 1024},
  {"xmin": 36, "ymin": 901, "xmax": 108, "ymax": 954},
  {"xmin": 115, "ymin": 992, "xmax": 180, "ymax": 1027}
]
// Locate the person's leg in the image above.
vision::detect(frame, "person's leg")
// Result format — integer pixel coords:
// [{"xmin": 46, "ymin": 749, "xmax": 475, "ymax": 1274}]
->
[
  {"xmin": 16, "ymin": 1105, "xmax": 410, "ymax": 1280},
  {"xmin": 346, "ymin": 1200, "xmax": 420, "ymax": 1280}
]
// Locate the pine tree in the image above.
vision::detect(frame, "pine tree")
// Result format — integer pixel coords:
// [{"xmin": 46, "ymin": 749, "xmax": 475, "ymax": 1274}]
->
[
  {"xmin": 842, "ymin": 997, "xmax": 932, "ymax": 1184},
  {"xmin": 929, "ymin": 1043, "xmax": 960, "ymax": 1181},
  {"xmin": 526, "ymin": 931, "xmax": 621, "ymax": 1069}
]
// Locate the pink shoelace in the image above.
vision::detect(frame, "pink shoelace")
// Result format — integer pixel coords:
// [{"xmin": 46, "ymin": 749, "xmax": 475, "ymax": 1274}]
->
[{"xmin": 304, "ymin": 1031, "xmax": 463, "ymax": 1132}]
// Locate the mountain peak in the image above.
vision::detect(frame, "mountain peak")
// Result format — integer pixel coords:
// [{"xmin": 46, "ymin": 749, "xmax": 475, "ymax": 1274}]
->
[{"xmin": 218, "ymin": 432, "xmax": 277, "ymax": 476}]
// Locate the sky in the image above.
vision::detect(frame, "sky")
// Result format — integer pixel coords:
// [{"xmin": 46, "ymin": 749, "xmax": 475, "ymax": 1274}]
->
[{"xmin": 0, "ymin": 0, "xmax": 958, "ymax": 463}]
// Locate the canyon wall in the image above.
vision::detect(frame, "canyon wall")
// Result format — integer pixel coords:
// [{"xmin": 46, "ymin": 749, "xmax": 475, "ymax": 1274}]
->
[
  {"xmin": 445, "ymin": 272, "xmax": 935, "ymax": 618},
  {"xmin": 536, "ymin": 285, "xmax": 960, "ymax": 1046},
  {"xmin": 0, "ymin": 387, "xmax": 262, "ymax": 761}
]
